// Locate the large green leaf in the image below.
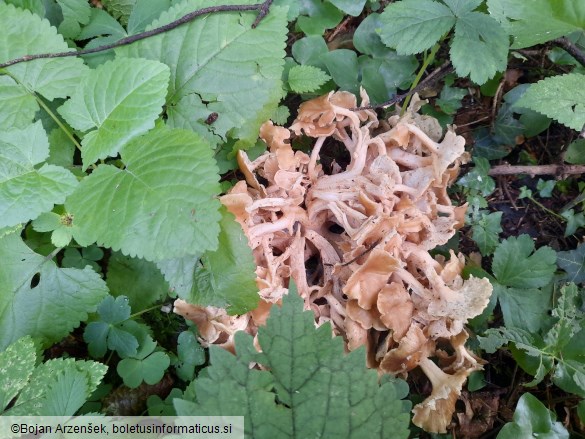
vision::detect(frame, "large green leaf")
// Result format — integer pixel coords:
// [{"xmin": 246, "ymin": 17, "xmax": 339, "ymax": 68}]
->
[
  {"xmin": 56, "ymin": 0, "xmax": 91, "ymax": 39},
  {"xmin": 66, "ymin": 127, "xmax": 221, "ymax": 262},
  {"xmin": 0, "ymin": 76, "xmax": 38, "ymax": 130},
  {"xmin": 0, "ymin": 2, "xmax": 88, "ymax": 100},
  {"xmin": 487, "ymin": 0, "xmax": 585, "ymax": 49},
  {"xmin": 58, "ymin": 57, "xmax": 170, "ymax": 168},
  {"xmin": 557, "ymin": 242, "xmax": 585, "ymax": 284},
  {"xmin": 175, "ymin": 288, "xmax": 411, "ymax": 439},
  {"xmin": 0, "ymin": 336, "xmax": 36, "ymax": 413},
  {"xmin": 0, "ymin": 122, "xmax": 78, "ymax": 228},
  {"xmin": 189, "ymin": 207, "xmax": 258, "ymax": 315},
  {"xmin": 515, "ymin": 73, "xmax": 585, "ymax": 132},
  {"xmin": 0, "ymin": 233, "xmax": 108, "ymax": 350},
  {"xmin": 117, "ymin": 0, "xmax": 287, "ymax": 148}
]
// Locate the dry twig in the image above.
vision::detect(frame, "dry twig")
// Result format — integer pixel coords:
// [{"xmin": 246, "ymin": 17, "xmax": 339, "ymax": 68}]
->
[{"xmin": 489, "ymin": 164, "xmax": 585, "ymax": 177}]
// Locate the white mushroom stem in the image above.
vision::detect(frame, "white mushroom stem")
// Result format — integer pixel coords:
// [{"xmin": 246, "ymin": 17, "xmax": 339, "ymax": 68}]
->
[
  {"xmin": 308, "ymin": 136, "xmax": 326, "ymax": 181},
  {"xmin": 406, "ymin": 124, "xmax": 440, "ymax": 154}
]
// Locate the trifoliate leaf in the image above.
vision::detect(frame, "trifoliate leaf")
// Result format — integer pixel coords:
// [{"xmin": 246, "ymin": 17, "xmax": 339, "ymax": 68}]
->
[
  {"xmin": 0, "ymin": 233, "xmax": 108, "ymax": 350},
  {"xmin": 497, "ymin": 393, "xmax": 569, "ymax": 439},
  {"xmin": 147, "ymin": 388, "xmax": 182, "ymax": 416},
  {"xmin": 450, "ymin": 11, "xmax": 508, "ymax": 84},
  {"xmin": 0, "ymin": 3, "xmax": 88, "ymax": 100},
  {"xmin": 288, "ymin": 65, "xmax": 331, "ymax": 93},
  {"xmin": 189, "ymin": 207, "xmax": 258, "ymax": 315},
  {"xmin": 0, "ymin": 336, "xmax": 36, "ymax": 413},
  {"xmin": 174, "ymin": 288, "xmax": 411, "ymax": 439},
  {"xmin": 492, "ymin": 234, "xmax": 556, "ymax": 288},
  {"xmin": 515, "ymin": 73, "xmax": 585, "ymax": 131},
  {"xmin": 66, "ymin": 127, "xmax": 221, "ymax": 262},
  {"xmin": 0, "ymin": 122, "xmax": 78, "ymax": 229},
  {"xmin": 117, "ymin": 1, "xmax": 287, "ymax": 149},
  {"xmin": 106, "ymin": 252, "xmax": 169, "ymax": 311},
  {"xmin": 61, "ymin": 246, "xmax": 104, "ymax": 273},
  {"xmin": 57, "ymin": 0, "xmax": 91, "ymax": 39},
  {"xmin": 471, "ymin": 211, "xmax": 502, "ymax": 256},
  {"xmin": 118, "ymin": 351, "xmax": 170, "ymax": 388},
  {"xmin": 557, "ymin": 243, "xmax": 585, "ymax": 284},
  {"xmin": 58, "ymin": 57, "xmax": 170, "ymax": 169},
  {"xmin": 378, "ymin": 0, "xmax": 455, "ymax": 55},
  {"xmin": 0, "ymin": 76, "xmax": 38, "ymax": 130},
  {"xmin": 175, "ymin": 330, "xmax": 205, "ymax": 381},
  {"xmin": 487, "ymin": 0, "xmax": 585, "ymax": 49}
]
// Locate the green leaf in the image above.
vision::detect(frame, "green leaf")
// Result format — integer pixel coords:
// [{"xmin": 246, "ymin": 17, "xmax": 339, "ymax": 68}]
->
[
  {"xmin": 328, "ymin": 0, "xmax": 366, "ymax": 16},
  {"xmin": 102, "ymin": 0, "xmax": 136, "ymax": 25},
  {"xmin": 156, "ymin": 255, "xmax": 200, "ymax": 297},
  {"xmin": 0, "ymin": 122, "xmax": 78, "ymax": 229},
  {"xmin": 127, "ymin": 0, "xmax": 171, "ymax": 34},
  {"xmin": 61, "ymin": 246, "xmax": 103, "ymax": 272},
  {"xmin": 471, "ymin": 211, "xmax": 502, "ymax": 255},
  {"xmin": 544, "ymin": 283, "xmax": 581, "ymax": 351},
  {"xmin": 436, "ymin": 85, "xmax": 466, "ymax": 114},
  {"xmin": 0, "ymin": 2, "xmax": 88, "ymax": 100},
  {"xmin": 496, "ymin": 284, "xmax": 553, "ymax": 333},
  {"xmin": 175, "ymin": 288, "xmax": 411, "ymax": 439},
  {"xmin": 292, "ymin": 35, "xmax": 328, "ymax": 67},
  {"xmin": 42, "ymin": 368, "xmax": 89, "ymax": 416},
  {"xmin": 175, "ymin": 330, "xmax": 205, "ymax": 381},
  {"xmin": 496, "ymin": 393, "xmax": 569, "ymax": 439},
  {"xmin": 0, "ymin": 336, "xmax": 36, "ymax": 413},
  {"xmin": 147, "ymin": 388, "xmax": 182, "ymax": 416},
  {"xmin": 564, "ymin": 139, "xmax": 585, "ymax": 164},
  {"xmin": 487, "ymin": 0, "xmax": 585, "ymax": 49},
  {"xmin": 3, "ymin": 0, "xmax": 45, "ymax": 16},
  {"xmin": 118, "ymin": 351, "xmax": 170, "ymax": 388},
  {"xmin": 288, "ymin": 65, "xmax": 331, "ymax": 93},
  {"xmin": 0, "ymin": 232, "xmax": 108, "ymax": 350},
  {"xmin": 271, "ymin": 105, "xmax": 290, "ymax": 125},
  {"xmin": 66, "ymin": 127, "xmax": 221, "ymax": 262},
  {"xmin": 57, "ymin": 0, "xmax": 91, "ymax": 39},
  {"xmin": 449, "ymin": 11, "xmax": 508, "ymax": 84},
  {"xmin": 457, "ymin": 157, "xmax": 495, "ymax": 196},
  {"xmin": 58, "ymin": 57, "xmax": 170, "ymax": 169},
  {"xmin": 492, "ymin": 234, "xmax": 556, "ymax": 288},
  {"xmin": 32, "ymin": 211, "xmax": 77, "ymax": 247},
  {"xmin": 323, "ymin": 49, "xmax": 360, "ymax": 94},
  {"xmin": 189, "ymin": 207, "xmax": 258, "ymax": 315},
  {"xmin": 106, "ymin": 252, "xmax": 169, "ymax": 311},
  {"xmin": 557, "ymin": 243, "xmax": 585, "ymax": 283},
  {"xmin": 118, "ymin": 0, "xmax": 287, "ymax": 149},
  {"xmin": 537, "ymin": 179, "xmax": 555, "ymax": 198},
  {"xmin": 353, "ymin": 13, "xmax": 392, "ymax": 58},
  {"xmin": 515, "ymin": 73, "xmax": 585, "ymax": 131},
  {"xmin": 378, "ymin": 0, "xmax": 455, "ymax": 55},
  {"xmin": 0, "ymin": 76, "xmax": 38, "ymax": 130},
  {"xmin": 297, "ymin": 2, "xmax": 344, "ymax": 36}
]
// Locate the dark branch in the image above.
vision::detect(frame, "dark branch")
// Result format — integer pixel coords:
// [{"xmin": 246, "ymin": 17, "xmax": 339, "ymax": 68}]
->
[
  {"xmin": 0, "ymin": 1, "xmax": 273, "ymax": 70},
  {"xmin": 351, "ymin": 61, "xmax": 454, "ymax": 111},
  {"xmin": 551, "ymin": 37, "xmax": 585, "ymax": 67}
]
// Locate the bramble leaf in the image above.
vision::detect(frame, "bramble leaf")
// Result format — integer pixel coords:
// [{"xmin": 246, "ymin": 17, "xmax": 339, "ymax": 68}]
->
[
  {"xmin": 58, "ymin": 57, "xmax": 170, "ymax": 169},
  {"xmin": 66, "ymin": 127, "xmax": 221, "ymax": 262},
  {"xmin": 175, "ymin": 288, "xmax": 411, "ymax": 439},
  {"xmin": 0, "ymin": 336, "xmax": 36, "ymax": 413},
  {"xmin": 0, "ymin": 3, "xmax": 88, "ymax": 100},
  {"xmin": 287, "ymin": 65, "xmax": 331, "ymax": 93},
  {"xmin": 0, "ymin": 233, "xmax": 108, "ymax": 350},
  {"xmin": 0, "ymin": 122, "xmax": 78, "ymax": 229},
  {"xmin": 557, "ymin": 242, "xmax": 585, "ymax": 284}
]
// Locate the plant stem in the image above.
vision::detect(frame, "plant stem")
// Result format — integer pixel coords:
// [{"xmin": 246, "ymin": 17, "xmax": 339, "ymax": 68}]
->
[
  {"xmin": 128, "ymin": 304, "xmax": 164, "ymax": 320},
  {"xmin": 527, "ymin": 196, "xmax": 565, "ymax": 220},
  {"xmin": 33, "ymin": 92, "xmax": 83, "ymax": 152},
  {"xmin": 401, "ymin": 43, "xmax": 441, "ymax": 115}
]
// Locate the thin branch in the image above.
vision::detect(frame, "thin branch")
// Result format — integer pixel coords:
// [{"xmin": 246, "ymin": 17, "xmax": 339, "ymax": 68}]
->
[
  {"xmin": 352, "ymin": 60, "xmax": 453, "ymax": 111},
  {"xmin": 551, "ymin": 37, "xmax": 585, "ymax": 67},
  {"xmin": 0, "ymin": 1, "xmax": 273, "ymax": 70},
  {"xmin": 488, "ymin": 164, "xmax": 585, "ymax": 177}
]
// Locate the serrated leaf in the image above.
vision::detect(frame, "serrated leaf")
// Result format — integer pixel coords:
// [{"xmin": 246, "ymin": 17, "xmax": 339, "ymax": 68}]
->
[
  {"xmin": 4, "ymin": 0, "xmax": 45, "ymax": 16},
  {"xmin": 66, "ymin": 127, "xmax": 221, "ymax": 261},
  {"xmin": 557, "ymin": 243, "xmax": 585, "ymax": 283},
  {"xmin": 0, "ymin": 76, "xmax": 38, "ymax": 130},
  {"xmin": 117, "ymin": 0, "xmax": 287, "ymax": 149},
  {"xmin": 471, "ymin": 211, "xmax": 502, "ymax": 255},
  {"xmin": 0, "ymin": 122, "xmax": 78, "ymax": 228},
  {"xmin": 0, "ymin": 233, "xmax": 108, "ymax": 350},
  {"xmin": 175, "ymin": 288, "xmax": 411, "ymax": 439},
  {"xmin": 106, "ymin": 252, "xmax": 169, "ymax": 311},
  {"xmin": 544, "ymin": 283, "xmax": 581, "ymax": 350},
  {"xmin": 156, "ymin": 255, "xmax": 200, "ymax": 297},
  {"xmin": 271, "ymin": 105, "xmax": 290, "ymax": 125},
  {"xmin": 450, "ymin": 11, "xmax": 508, "ymax": 84},
  {"xmin": 288, "ymin": 65, "xmax": 331, "ymax": 93},
  {"xmin": 102, "ymin": 0, "xmax": 136, "ymax": 25},
  {"xmin": 0, "ymin": 336, "xmax": 36, "ymax": 412},
  {"xmin": 487, "ymin": 0, "xmax": 585, "ymax": 49},
  {"xmin": 378, "ymin": 0, "xmax": 455, "ymax": 55},
  {"xmin": 497, "ymin": 284, "xmax": 553, "ymax": 333},
  {"xmin": 515, "ymin": 73, "xmax": 585, "ymax": 131},
  {"xmin": 58, "ymin": 57, "xmax": 170, "ymax": 168},
  {"xmin": 189, "ymin": 207, "xmax": 258, "ymax": 314},
  {"xmin": 492, "ymin": 234, "xmax": 556, "ymax": 288},
  {"xmin": 42, "ymin": 368, "xmax": 89, "ymax": 416},
  {"xmin": 0, "ymin": 3, "xmax": 88, "ymax": 100},
  {"xmin": 57, "ymin": 0, "xmax": 91, "ymax": 39}
]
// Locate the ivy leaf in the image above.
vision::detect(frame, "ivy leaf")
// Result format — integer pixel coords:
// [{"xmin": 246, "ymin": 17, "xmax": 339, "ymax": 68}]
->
[
  {"xmin": 457, "ymin": 157, "xmax": 495, "ymax": 196},
  {"xmin": 487, "ymin": 0, "xmax": 585, "ymax": 49},
  {"xmin": 287, "ymin": 65, "xmax": 331, "ymax": 93},
  {"xmin": 0, "ymin": 336, "xmax": 36, "ymax": 413},
  {"xmin": 66, "ymin": 127, "xmax": 221, "ymax": 262},
  {"xmin": 189, "ymin": 207, "xmax": 258, "ymax": 315},
  {"xmin": 515, "ymin": 73, "xmax": 585, "ymax": 131},
  {"xmin": 378, "ymin": 0, "xmax": 455, "ymax": 55},
  {"xmin": 83, "ymin": 295, "xmax": 139, "ymax": 358},
  {"xmin": 0, "ymin": 122, "xmax": 78, "ymax": 229},
  {"xmin": 0, "ymin": 3, "xmax": 88, "ymax": 100},
  {"xmin": 117, "ymin": 1, "xmax": 287, "ymax": 149},
  {"xmin": 471, "ymin": 211, "xmax": 502, "ymax": 256},
  {"xmin": 174, "ymin": 287, "xmax": 411, "ymax": 439},
  {"xmin": 0, "ymin": 233, "xmax": 108, "ymax": 350},
  {"xmin": 0, "ymin": 76, "xmax": 38, "ymax": 130},
  {"xmin": 497, "ymin": 393, "xmax": 569, "ymax": 438},
  {"xmin": 58, "ymin": 57, "xmax": 170, "ymax": 169},
  {"xmin": 436, "ymin": 85, "xmax": 466, "ymax": 114},
  {"xmin": 557, "ymin": 243, "xmax": 585, "ymax": 284}
]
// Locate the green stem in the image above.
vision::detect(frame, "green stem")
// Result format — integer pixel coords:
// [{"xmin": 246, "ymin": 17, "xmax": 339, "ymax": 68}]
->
[
  {"xmin": 528, "ymin": 196, "xmax": 565, "ymax": 221},
  {"xmin": 128, "ymin": 304, "xmax": 163, "ymax": 320},
  {"xmin": 33, "ymin": 93, "xmax": 83, "ymax": 152},
  {"xmin": 401, "ymin": 43, "xmax": 441, "ymax": 116}
]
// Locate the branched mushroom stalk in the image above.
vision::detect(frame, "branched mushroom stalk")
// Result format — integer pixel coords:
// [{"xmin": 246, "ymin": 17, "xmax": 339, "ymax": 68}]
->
[{"xmin": 174, "ymin": 90, "xmax": 493, "ymax": 433}]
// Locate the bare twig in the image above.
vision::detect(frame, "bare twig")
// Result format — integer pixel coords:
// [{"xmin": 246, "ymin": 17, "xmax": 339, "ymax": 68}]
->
[
  {"xmin": 488, "ymin": 164, "xmax": 585, "ymax": 177},
  {"xmin": 551, "ymin": 37, "xmax": 585, "ymax": 67},
  {"xmin": 352, "ymin": 60, "xmax": 453, "ymax": 111},
  {"xmin": 0, "ymin": 1, "xmax": 274, "ymax": 70}
]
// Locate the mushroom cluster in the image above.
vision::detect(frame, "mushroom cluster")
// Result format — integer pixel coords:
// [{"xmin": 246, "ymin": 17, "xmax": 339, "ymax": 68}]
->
[{"xmin": 174, "ymin": 90, "xmax": 493, "ymax": 433}]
